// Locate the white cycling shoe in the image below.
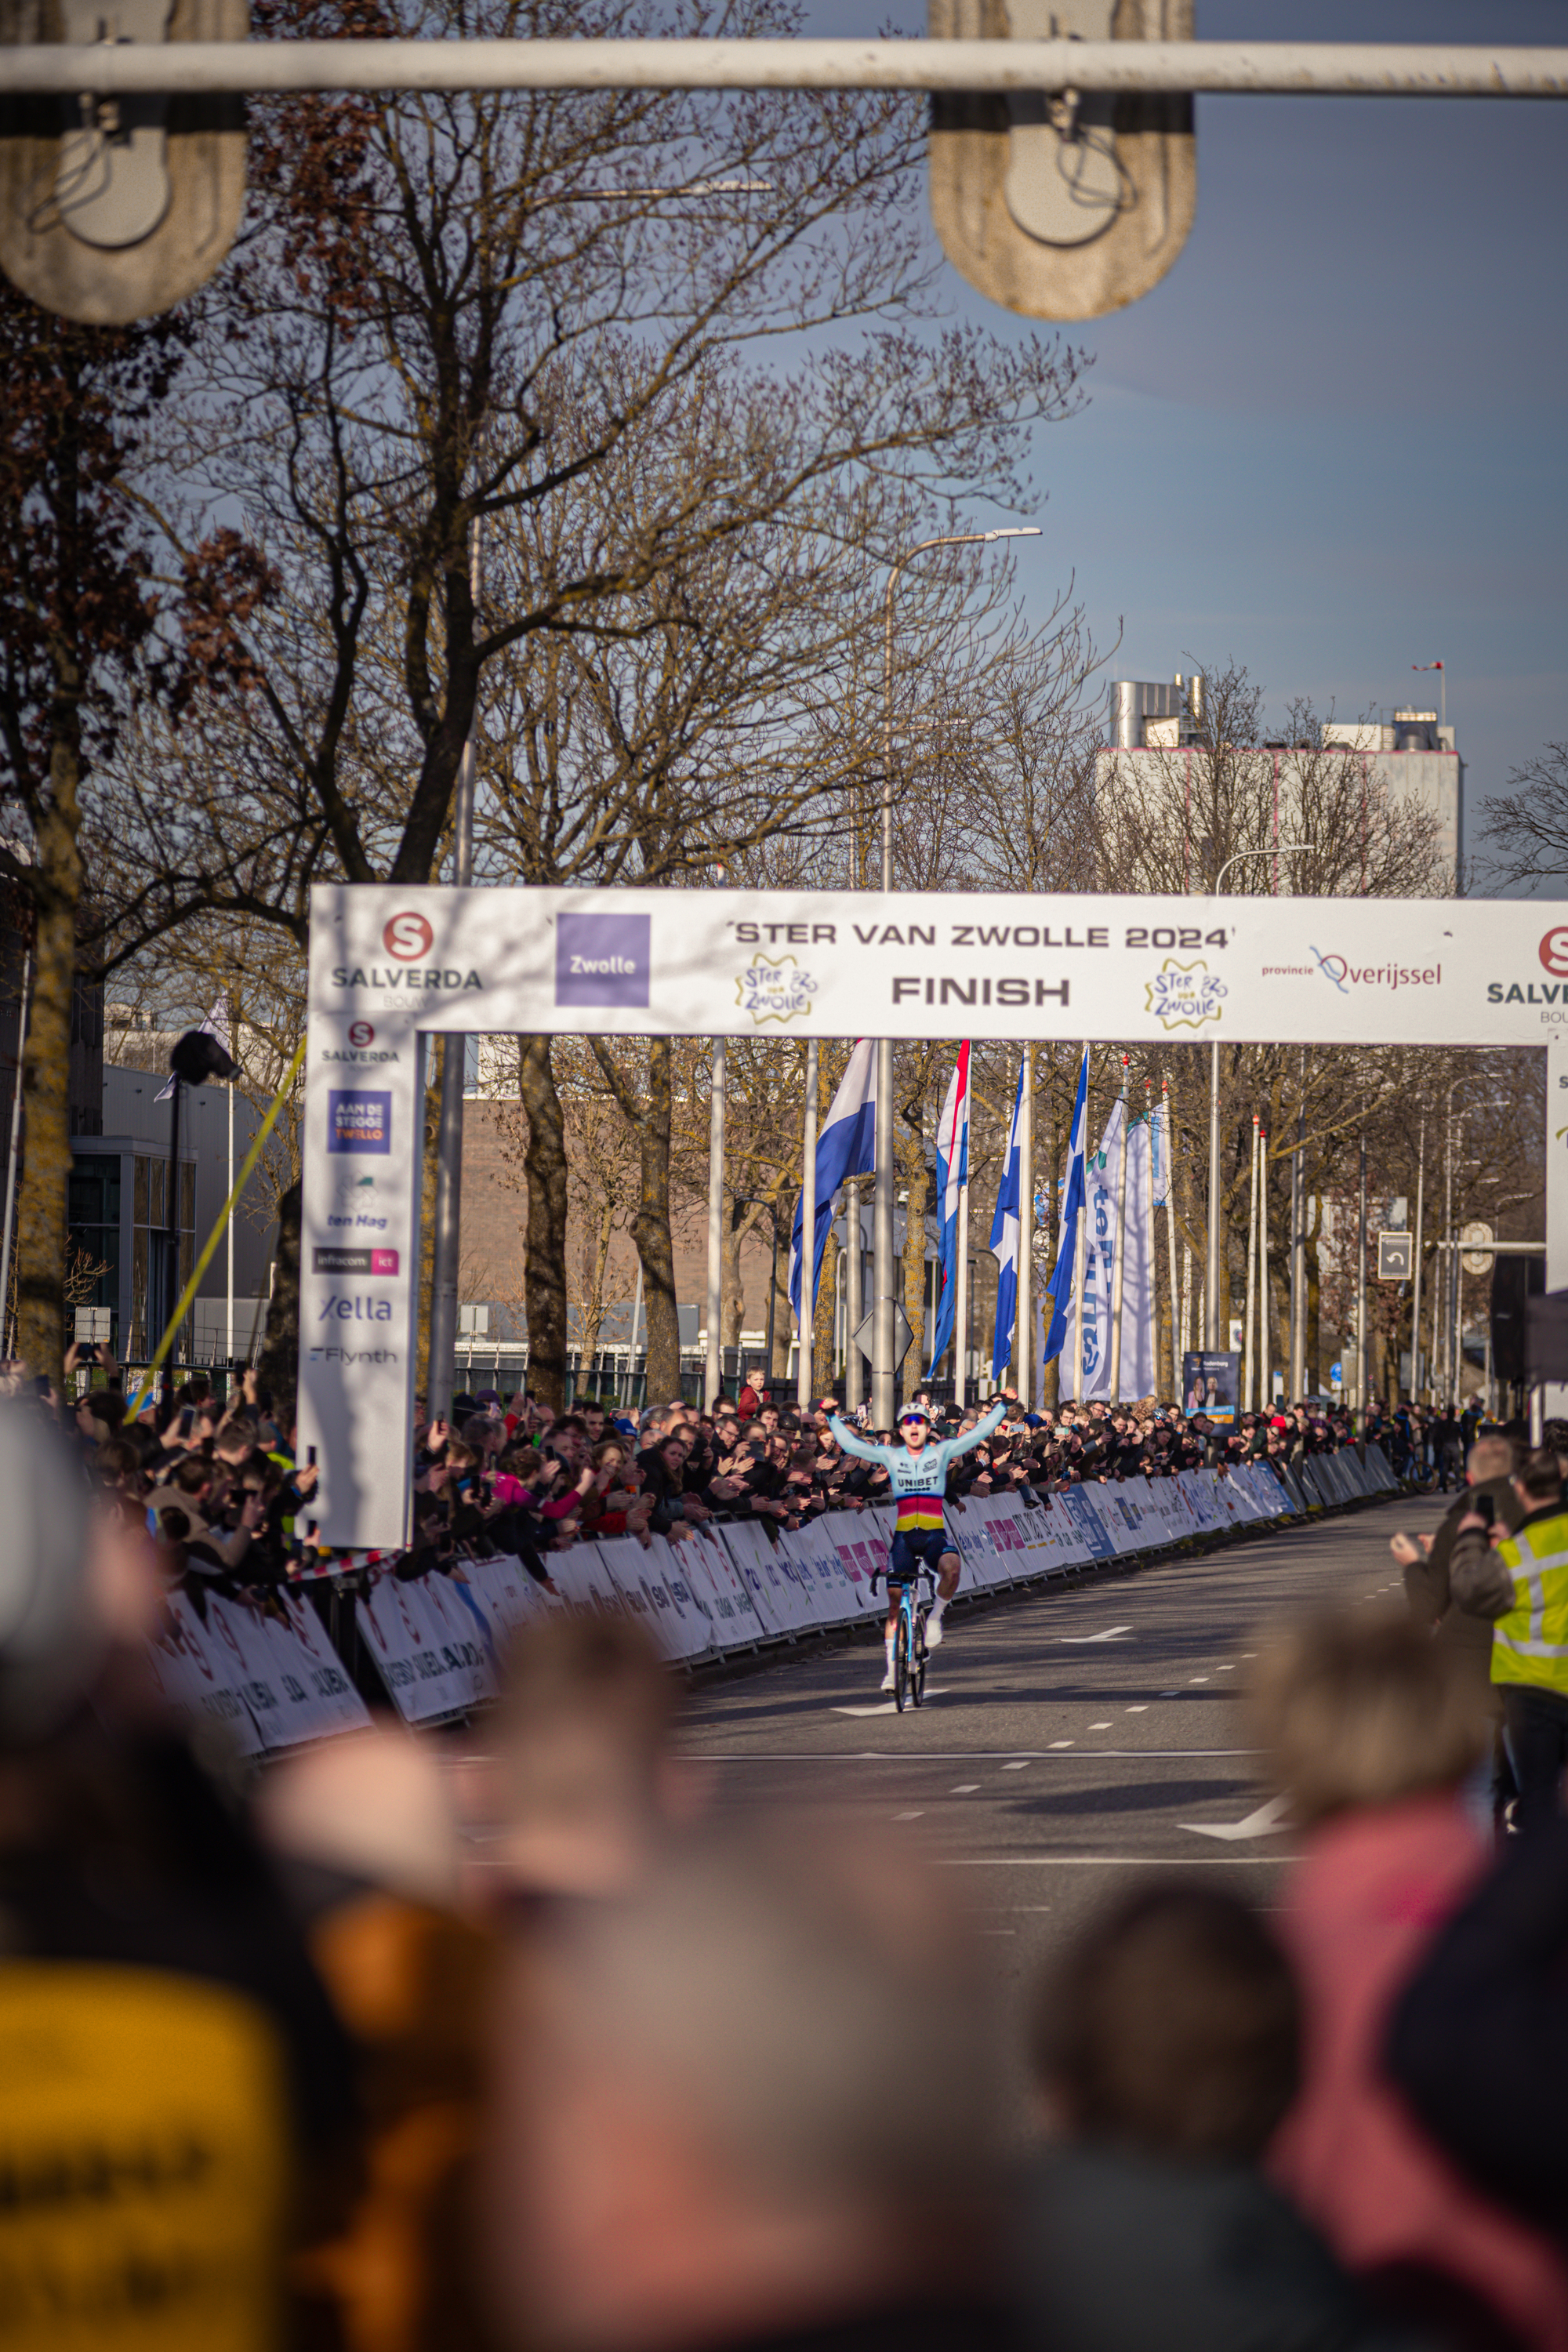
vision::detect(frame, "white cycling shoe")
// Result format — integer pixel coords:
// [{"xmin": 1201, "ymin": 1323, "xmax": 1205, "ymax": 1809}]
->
[
  {"xmin": 880, "ymin": 1666, "xmax": 897, "ymax": 1691},
  {"xmin": 924, "ymin": 1613, "xmax": 945, "ymax": 1650}
]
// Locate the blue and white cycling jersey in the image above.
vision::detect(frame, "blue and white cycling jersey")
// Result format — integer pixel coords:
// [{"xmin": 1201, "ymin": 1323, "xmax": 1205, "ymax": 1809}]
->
[{"xmin": 828, "ymin": 1401, "xmax": 1007, "ymax": 1535}]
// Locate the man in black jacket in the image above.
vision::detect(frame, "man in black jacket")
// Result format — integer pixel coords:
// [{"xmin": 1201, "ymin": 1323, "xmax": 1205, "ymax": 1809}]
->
[{"xmin": 1392, "ymin": 1432, "xmax": 1523, "ymax": 1717}]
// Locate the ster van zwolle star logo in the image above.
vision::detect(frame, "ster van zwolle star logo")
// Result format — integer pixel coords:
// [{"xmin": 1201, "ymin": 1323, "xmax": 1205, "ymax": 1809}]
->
[
  {"xmin": 1145, "ymin": 959, "xmax": 1228, "ymax": 1032},
  {"xmin": 735, "ymin": 954, "xmax": 817, "ymax": 1025}
]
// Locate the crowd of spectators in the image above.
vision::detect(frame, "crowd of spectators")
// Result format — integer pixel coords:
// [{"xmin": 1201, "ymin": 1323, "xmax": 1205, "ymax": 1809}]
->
[{"xmin": 404, "ymin": 1382, "xmax": 1378, "ymax": 1589}]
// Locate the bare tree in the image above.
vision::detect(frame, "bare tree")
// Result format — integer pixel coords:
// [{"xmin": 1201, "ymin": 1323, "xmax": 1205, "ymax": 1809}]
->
[{"xmin": 1476, "ymin": 743, "xmax": 1568, "ymax": 894}]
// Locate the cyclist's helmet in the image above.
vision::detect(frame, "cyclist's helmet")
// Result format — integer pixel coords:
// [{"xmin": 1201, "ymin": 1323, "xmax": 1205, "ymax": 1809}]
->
[{"xmin": 899, "ymin": 1406, "xmax": 931, "ymax": 1428}]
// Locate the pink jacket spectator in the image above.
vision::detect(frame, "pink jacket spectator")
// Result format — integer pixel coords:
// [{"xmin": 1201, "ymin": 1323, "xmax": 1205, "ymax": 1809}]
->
[{"xmin": 1270, "ymin": 1791, "xmax": 1568, "ymax": 2352}]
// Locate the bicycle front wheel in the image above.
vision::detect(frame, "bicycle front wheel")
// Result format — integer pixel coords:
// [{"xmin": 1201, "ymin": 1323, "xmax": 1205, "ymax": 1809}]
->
[
  {"xmin": 912, "ymin": 1612, "xmax": 927, "ymax": 1707},
  {"xmin": 894, "ymin": 1610, "xmax": 911, "ymax": 1713}
]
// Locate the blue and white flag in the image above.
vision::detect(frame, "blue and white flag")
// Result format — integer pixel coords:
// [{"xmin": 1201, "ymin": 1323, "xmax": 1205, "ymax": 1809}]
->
[
  {"xmin": 929, "ymin": 1040, "xmax": 971, "ymax": 1372},
  {"xmin": 989, "ymin": 1058, "xmax": 1027, "ymax": 1381},
  {"xmin": 1042, "ymin": 1048, "xmax": 1089, "ymax": 1366},
  {"xmin": 788, "ymin": 1038, "xmax": 877, "ymax": 1330}
]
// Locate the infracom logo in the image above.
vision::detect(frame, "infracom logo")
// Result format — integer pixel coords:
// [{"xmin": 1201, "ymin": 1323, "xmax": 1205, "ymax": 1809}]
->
[{"xmin": 383, "ymin": 911, "xmax": 434, "ymax": 961}]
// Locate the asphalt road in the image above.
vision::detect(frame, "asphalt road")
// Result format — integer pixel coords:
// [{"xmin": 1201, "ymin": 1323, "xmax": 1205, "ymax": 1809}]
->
[{"xmin": 677, "ymin": 1490, "xmax": 1453, "ymax": 2004}]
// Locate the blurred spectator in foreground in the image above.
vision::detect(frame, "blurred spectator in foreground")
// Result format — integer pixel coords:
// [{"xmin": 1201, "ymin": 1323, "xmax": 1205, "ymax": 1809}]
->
[
  {"xmin": 0, "ymin": 1405, "xmax": 355, "ymax": 2352},
  {"xmin": 1254, "ymin": 1607, "xmax": 1568, "ymax": 2352},
  {"xmin": 471, "ymin": 1612, "xmax": 702, "ymax": 1904},
  {"xmin": 1017, "ymin": 1882, "xmax": 1414, "ymax": 2352},
  {"xmin": 1388, "ymin": 1815, "xmax": 1568, "ymax": 2256},
  {"xmin": 1392, "ymin": 1434, "xmax": 1524, "ymax": 1831},
  {"xmin": 483, "ymin": 1817, "xmax": 1002, "ymax": 2352},
  {"xmin": 257, "ymin": 1727, "xmax": 498, "ymax": 2352},
  {"xmin": 1450, "ymin": 1446, "xmax": 1568, "ymax": 1837}
]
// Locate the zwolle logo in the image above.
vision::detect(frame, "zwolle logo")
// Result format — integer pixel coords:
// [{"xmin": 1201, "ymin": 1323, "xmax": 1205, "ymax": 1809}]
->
[
  {"xmin": 383, "ymin": 911, "xmax": 434, "ymax": 961},
  {"xmin": 555, "ymin": 911, "xmax": 651, "ymax": 1009},
  {"xmin": 1540, "ymin": 927, "xmax": 1568, "ymax": 976}
]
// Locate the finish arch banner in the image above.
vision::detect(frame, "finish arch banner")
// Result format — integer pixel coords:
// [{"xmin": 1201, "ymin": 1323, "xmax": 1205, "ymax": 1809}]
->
[{"xmin": 299, "ymin": 884, "xmax": 1566, "ymax": 1549}]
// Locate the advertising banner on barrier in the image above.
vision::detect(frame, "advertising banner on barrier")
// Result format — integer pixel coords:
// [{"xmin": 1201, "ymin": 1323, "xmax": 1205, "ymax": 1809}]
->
[
  {"xmin": 1057, "ymin": 1485, "xmax": 1120, "ymax": 1560},
  {"xmin": 687, "ymin": 1531, "xmax": 771, "ymax": 1646},
  {"xmin": 147, "ymin": 1593, "xmax": 265, "ymax": 1754},
  {"xmin": 146, "ymin": 1589, "xmax": 372, "ymax": 1751},
  {"xmin": 355, "ymin": 1570, "xmax": 492, "ymax": 1723}
]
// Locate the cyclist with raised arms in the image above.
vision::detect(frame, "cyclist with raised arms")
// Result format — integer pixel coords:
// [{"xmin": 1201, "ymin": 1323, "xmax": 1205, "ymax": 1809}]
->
[{"xmin": 829, "ymin": 1399, "xmax": 1007, "ymax": 1690}]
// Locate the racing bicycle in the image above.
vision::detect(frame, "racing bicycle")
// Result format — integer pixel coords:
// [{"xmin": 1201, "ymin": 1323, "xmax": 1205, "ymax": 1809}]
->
[{"xmin": 873, "ymin": 1563, "xmax": 932, "ymax": 1714}]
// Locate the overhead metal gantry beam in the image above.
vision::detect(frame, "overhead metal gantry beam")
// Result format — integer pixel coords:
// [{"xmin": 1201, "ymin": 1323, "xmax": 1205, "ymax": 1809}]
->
[{"xmin": 2, "ymin": 38, "xmax": 1567, "ymax": 96}]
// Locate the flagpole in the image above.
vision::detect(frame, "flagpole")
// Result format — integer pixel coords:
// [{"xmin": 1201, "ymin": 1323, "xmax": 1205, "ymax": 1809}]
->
[
  {"xmin": 1243, "ymin": 1114, "xmax": 1259, "ymax": 1410},
  {"xmin": 1258, "ymin": 1127, "xmax": 1271, "ymax": 1411},
  {"xmin": 1108, "ymin": 1056, "xmax": 1130, "ymax": 1400},
  {"xmin": 1016, "ymin": 1045, "xmax": 1033, "ymax": 1409},
  {"xmin": 797, "ymin": 1039, "xmax": 818, "ymax": 1410},
  {"xmin": 1161, "ymin": 1080, "xmax": 1179, "ymax": 1401},
  {"xmin": 226, "ymin": 1073, "xmax": 234, "ymax": 1374},
  {"xmin": 1145, "ymin": 1076, "xmax": 1157, "ymax": 1402},
  {"xmin": 844, "ymin": 1177, "xmax": 862, "ymax": 1412},
  {"xmin": 1072, "ymin": 1051, "xmax": 1091, "ymax": 1401},
  {"xmin": 955, "ymin": 1178, "xmax": 969, "ymax": 1409},
  {"xmin": 705, "ymin": 1036, "xmax": 726, "ymax": 1410}
]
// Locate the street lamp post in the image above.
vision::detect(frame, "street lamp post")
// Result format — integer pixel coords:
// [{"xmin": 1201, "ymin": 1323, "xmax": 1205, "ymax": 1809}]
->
[
  {"xmin": 875, "ymin": 524, "xmax": 1039, "ymax": 1428},
  {"xmin": 426, "ymin": 512, "xmax": 482, "ymax": 1425}
]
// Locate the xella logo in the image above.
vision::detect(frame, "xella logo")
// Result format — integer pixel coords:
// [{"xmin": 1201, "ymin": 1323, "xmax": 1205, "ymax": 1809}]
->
[
  {"xmin": 1541, "ymin": 928, "xmax": 1568, "ymax": 976},
  {"xmin": 383, "ymin": 911, "xmax": 434, "ymax": 961}
]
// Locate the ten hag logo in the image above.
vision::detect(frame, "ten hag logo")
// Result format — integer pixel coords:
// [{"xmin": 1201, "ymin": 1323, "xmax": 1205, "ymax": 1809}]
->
[
  {"xmin": 383, "ymin": 911, "xmax": 434, "ymax": 961},
  {"xmin": 1540, "ymin": 927, "xmax": 1568, "ymax": 977}
]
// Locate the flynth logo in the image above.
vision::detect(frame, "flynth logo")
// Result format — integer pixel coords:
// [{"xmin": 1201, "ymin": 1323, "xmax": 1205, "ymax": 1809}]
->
[
  {"xmin": 556, "ymin": 913, "xmax": 650, "ymax": 1008},
  {"xmin": 383, "ymin": 912, "xmax": 434, "ymax": 961}
]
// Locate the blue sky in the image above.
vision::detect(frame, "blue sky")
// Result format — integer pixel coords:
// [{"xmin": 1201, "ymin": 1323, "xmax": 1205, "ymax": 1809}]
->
[{"xmin": 805, "ymin": 0, "xmax": 1568, "ymax": 877}]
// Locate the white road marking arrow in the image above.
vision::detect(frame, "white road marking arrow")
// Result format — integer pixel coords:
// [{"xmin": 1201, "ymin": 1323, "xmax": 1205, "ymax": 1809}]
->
[
  {"xmin": 1178, "ymin": 1792, "xmax": 1292, "ymax": 1842},
  {"xmin": 1058, "ymin": 1624, "xmax": 1134, "ymax": 1644}
]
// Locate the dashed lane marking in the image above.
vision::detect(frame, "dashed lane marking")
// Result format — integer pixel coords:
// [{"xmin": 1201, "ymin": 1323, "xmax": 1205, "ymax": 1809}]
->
[
  {"xmin": 938, "ymin": 1854, "xmax": 1304, "ymax": 1867},
  {"xmin": 675, "ymin": 1749, "xmax": 1263, "ymax": 1762}
]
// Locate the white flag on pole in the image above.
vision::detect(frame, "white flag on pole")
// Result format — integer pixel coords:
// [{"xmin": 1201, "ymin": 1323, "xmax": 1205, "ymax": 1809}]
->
[{"xmin": 1120, "ymin": 1116, "xmax": 1157, "ymax": 1399}]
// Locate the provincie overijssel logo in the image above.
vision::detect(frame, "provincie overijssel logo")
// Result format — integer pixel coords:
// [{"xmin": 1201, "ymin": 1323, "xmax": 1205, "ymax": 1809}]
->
[
  {"xmin": 1309, "ymin": 946, "xmax": 1443, "ymax": 995},
  {"xmin": 555, "ymin": 912, "xmax": 651, "ymax": 1008},
  {"xmin": 735, "ymin": 954, "xmax": 816, "ymax": 1025},
  {"xmin": 1145, "ymin": 959, "xmax": 1226, "ymax": 1032}
]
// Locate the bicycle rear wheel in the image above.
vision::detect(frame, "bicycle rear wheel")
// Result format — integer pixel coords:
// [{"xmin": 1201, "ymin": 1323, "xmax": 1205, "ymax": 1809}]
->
[
  {"xmin": 894, "ymin": 1610, "xmax": 911, "ymax": 1713},
  {"xmin": 912, "ymin": 1610, "xmax": 927, "ymax": 1707}
]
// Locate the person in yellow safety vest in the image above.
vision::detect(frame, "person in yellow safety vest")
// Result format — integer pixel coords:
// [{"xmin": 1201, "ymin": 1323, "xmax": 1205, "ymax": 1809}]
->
[{"xmin": 1452, "ymin": 1445, "xmax": 1568, "ymax": 1835}]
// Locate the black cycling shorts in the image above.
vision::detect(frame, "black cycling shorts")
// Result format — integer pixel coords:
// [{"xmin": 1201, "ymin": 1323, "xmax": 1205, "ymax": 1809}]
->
[{"xmin": 887, "ymin": 1526, "xmax": 954, "ymax": 1584}]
